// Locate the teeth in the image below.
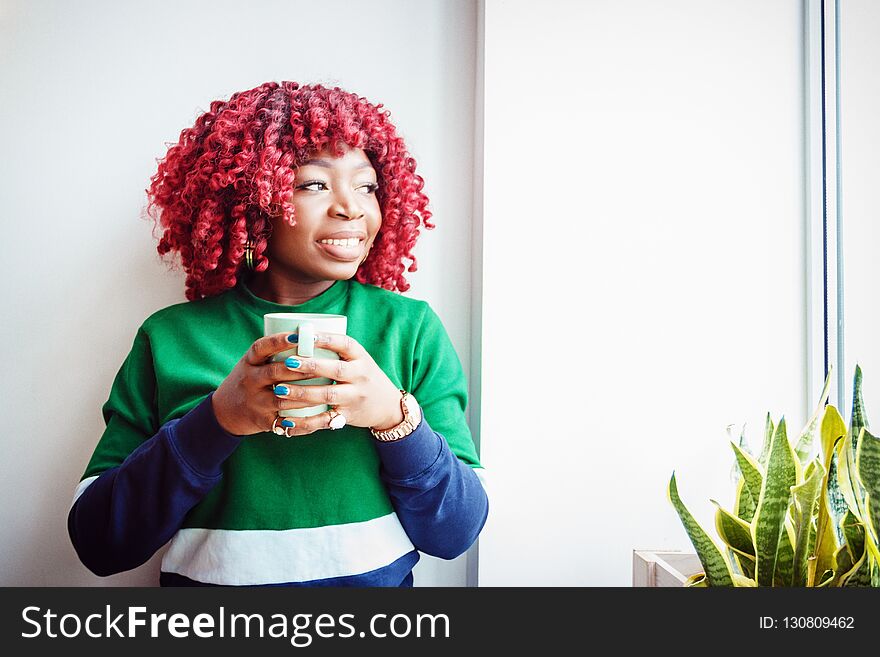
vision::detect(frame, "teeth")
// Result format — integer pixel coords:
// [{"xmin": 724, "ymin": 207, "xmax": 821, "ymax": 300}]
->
[{"xmin": 319, "ymin": 238, "xmax": 360, "ymax": 247}]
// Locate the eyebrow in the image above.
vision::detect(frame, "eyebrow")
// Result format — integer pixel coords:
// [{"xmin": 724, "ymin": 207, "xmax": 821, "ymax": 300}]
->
[{"xmin": 299, "ymin": 158, "xmax": 374, "ymax": 170}]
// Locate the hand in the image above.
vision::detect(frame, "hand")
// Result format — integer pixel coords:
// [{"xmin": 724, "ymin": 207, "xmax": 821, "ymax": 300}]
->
[
  {"xmin": 268, "ymin": 332, "xmax": 404, "ymax": 437},
  {"xmin": 211, "ymin": 331, "xmax": 338, "ymax": 436}
]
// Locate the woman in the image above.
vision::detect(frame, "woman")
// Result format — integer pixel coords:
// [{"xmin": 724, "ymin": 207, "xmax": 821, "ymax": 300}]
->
[{"xmin": 68, "ymin": 81, "xmax": 488, "ymax": 587}]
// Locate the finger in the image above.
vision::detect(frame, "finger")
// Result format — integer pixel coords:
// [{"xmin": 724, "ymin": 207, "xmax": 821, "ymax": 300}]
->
[
  {"xmin": 262, "ymin": 356, "xmax": 351, "ymax": 385},
  {"xmin": 245, "ymin": 331, "xmax": 301, "ymax": 366},
  {"xmin": 314, "ymin": 332, "xmax": 366, "ymax": 362},
  {"xmin": 271, "ymin": 383, "xmax": 345, "ymax": 408},
  {"xmin": 255, "ymin": 358, "xmax": 321, "ymax": 386},
  {"xmin": 281, "ymin": 411, "xmax": 336, "ymax": 437},
  {"xmin": 272, "ymin": 416, "xmax": 297, "ymax": 436}
]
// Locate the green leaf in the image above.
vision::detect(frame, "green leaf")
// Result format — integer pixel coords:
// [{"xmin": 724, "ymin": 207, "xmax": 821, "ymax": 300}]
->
[
  {"xmin": 728, "ymin": 424, "xmax": 749, "ymax": 485},
  {"xmin": 791, "ymin": 459, "xmax": 825, "ymax": 586},
  {"xmin": 827, "ymin": 455, "xmax": 849, "ymax": 545},
  {"xmin": 668, "ymin": 473, "xmax": 734, "ymax": 587},
  {"xmin": 837, "ymin": 366, "xmax": 869, "ymax": 524},
  {"xmin": 733, "ymin": 575, "xmax": 758, "ymax": 587},
  {"xmin": 712, "ymin": 500, "xmax": 755, "ymax": 559},
  {"xmin": 795, "ymin": 371, "xmax": 832, "ymax": 465},
  {"xmin": 685, "ymin": 573, "xmax": 709, "ymax": 587},
  {"xmin": 806, "ymin": 516, "xmax": 817, "ymax": 566},
  {"xmin": 734, "ymin": 479, "xmax": 756, "ymax": 524},
  {"xmin": 832, "ymin": 543, "xmax": 854, "ymax": 586},
  {"xmin": 833, "ymin": 511, "xmax": 873, "ymax": 587},
  {"xmin": 838, "ymin": 427, "xmax": 867, "ymax": 522},
  {"xmin": 758, "ymin": 413, "xmax": 775, "ymax": 468},
  {"xmin": 821, "ymin": 405, "xmax": 848, "ymax": 464},
  {"xmin": 735, "ymin": 552, "xmax": 756, "ymax": 581},
  {"xmin": 774, "ymin": 522, "xmax": 796, "ymax": 586},
  {"xmin": 731, "ymin": 442, "xmax": 763, "ymax": 523},
  {"xmin": 843, "ymin": 549, "xmax": 872, "ymax": 587},
  {"xmin": 856, "ymin": 428, "xmax": 880, "ymax": 548},
  {"xmin": 851, "ymin": 365, "xmax": 868, "ymax": 446},
  {"xmin": 806, "ymin": 406, "xmax": 845, "ymax": 585},
  {"xmin": 821, "ymin": 406, "xmax": 848, "ymax": 549},
  {"xmin": 841, "ymin": 510, "xmax": 865, "ymax": 561},
  {"xmin": 752, "ymin": 418, "xmax": 797, "ymax": 586},
  {"xmin": 727, "ymin": 548, "xmax": 742, "ymax": 576}
]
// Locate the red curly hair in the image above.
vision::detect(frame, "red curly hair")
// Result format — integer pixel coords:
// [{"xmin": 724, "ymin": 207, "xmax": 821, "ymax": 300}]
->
[{"xmin": 146, "ymin": 81, "xmax": 433, "ymax": 300}]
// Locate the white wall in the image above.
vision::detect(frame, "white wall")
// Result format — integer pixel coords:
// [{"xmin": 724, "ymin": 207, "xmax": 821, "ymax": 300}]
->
[
  {"xmin": 839, "ymin": 0, "xmax": 880, "ymax": 419},
  {"xmin": 478, "ymin": 0, "xmax": 807, "ymax": 585},
  {"xmin": 0, "ymin": 0, "xmax": 477, "ymax": 586}
]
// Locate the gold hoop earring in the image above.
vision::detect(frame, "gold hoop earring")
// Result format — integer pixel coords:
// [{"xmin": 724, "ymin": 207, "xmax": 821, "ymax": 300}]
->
[{"xmin": 244, "ymin": 238, "xmax": 255, "ymax": 271}]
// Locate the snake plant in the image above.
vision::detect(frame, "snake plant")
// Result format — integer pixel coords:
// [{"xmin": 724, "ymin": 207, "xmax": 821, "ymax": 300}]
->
[{"xmin": 669, "ymin": 366, "xmax": 880, "ymax": 587}]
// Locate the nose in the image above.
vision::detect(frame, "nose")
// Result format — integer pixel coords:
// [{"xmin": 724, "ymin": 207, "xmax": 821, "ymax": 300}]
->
[{"xmin": 329, "ymin": 189, "xmax": 365, "ymax": 221}]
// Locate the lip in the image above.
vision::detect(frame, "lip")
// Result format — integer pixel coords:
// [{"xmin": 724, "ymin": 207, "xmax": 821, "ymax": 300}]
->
[
  {"xmin": 316, "ymin": 230, "xmax": 367, "ymax": 241},
  {"xmin": 315, "ymin": 236, "xmax": 367, "ymax": 262}
]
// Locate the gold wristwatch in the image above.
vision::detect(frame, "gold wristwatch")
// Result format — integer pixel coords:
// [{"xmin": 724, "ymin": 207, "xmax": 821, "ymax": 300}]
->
[{"xmin": 370, "ymin": 390, "xmax": 422, "ymax": 442}]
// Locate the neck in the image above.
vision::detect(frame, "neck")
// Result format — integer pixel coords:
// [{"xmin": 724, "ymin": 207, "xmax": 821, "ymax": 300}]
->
[{"xmin": 246, "ymin": 271, "xmax": 336, "ymax": 306}]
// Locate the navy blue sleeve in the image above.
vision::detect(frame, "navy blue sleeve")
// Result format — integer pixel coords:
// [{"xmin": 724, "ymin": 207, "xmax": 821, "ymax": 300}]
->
[
  {"xmin": 374, "ymin": 417, "xmax": 489, "ymax": 560},
  {"xmin": 68, "ymin": 394, "xmax": 243, "ymax": 577}
]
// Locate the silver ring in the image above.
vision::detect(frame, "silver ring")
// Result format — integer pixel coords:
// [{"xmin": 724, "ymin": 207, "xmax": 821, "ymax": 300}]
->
[
  {"xmin": 327, "ymin": 409, "xmax": 347, "ymax": 430},
  {"xmin": 271, "ymin": 416, "xmax": 286, "ymax": 436}
]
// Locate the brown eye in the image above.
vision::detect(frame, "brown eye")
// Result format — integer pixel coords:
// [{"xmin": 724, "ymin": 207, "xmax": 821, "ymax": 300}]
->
[{"xmin": 296, "ymin": 181, "xmax": 328, "ymax": 191}]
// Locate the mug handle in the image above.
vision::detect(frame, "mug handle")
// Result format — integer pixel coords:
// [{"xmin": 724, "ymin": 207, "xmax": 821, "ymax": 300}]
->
[{"xmin": 297, "ymin": 322, "xmax": 315, "ymax": 358}]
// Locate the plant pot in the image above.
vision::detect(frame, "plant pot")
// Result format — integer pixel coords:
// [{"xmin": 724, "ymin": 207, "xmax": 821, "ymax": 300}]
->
[{"xmin": 632, "ymin": 550, "xmax": 702, "ymax": 587}]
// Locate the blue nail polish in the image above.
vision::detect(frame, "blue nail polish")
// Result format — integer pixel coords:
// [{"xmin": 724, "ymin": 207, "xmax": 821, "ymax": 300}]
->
[
  {"xmin": 285, "ymin": 357, "xmax": 301, "ymax": 369},
  {"xmin": 286, "ymin": 333, "xmax": 298, "ymax": 343},
  {"xmin": 273, "ymin": 385, "xmax": 289, "ymax": 396},
  {"xmin": 281, "ymin": 419, "xmax": 295, "ymax": 428}
]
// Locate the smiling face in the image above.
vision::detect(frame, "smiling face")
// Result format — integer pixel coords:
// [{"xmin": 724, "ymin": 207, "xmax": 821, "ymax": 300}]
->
[{"xmin": 265, "ymin": 145, "xmax": 382, "ymax": 284}]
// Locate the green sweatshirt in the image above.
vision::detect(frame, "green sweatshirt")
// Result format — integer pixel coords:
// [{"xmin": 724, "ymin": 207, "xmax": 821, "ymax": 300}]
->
[{"xmin": 69, "ymin": 277, "xmax": 487, "ymax": 586}]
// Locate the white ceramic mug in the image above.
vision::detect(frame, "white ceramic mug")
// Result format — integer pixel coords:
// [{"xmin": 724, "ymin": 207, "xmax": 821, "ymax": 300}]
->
[{"xmin": 263, "ymin": 313, "xmax": 348, "ymax": 418}]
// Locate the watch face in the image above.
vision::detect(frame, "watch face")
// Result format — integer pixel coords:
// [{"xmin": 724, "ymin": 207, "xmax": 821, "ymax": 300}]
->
[
  {"xmin": 371, "ymin": 393, "xmax": 420, "ymax": 441},
  {"xmin": 403, "ymin": 394, "xmax": 420, "ymax": 421}
]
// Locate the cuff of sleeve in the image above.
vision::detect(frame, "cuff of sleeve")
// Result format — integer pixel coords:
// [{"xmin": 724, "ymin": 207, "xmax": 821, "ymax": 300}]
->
[
  {"xmin": 170, "ymin": 393, "xmax": 244, "ymax": 478},
  {"xmin": 374, "ymin": 417, "xmax": 443, "ymax": 480}
]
